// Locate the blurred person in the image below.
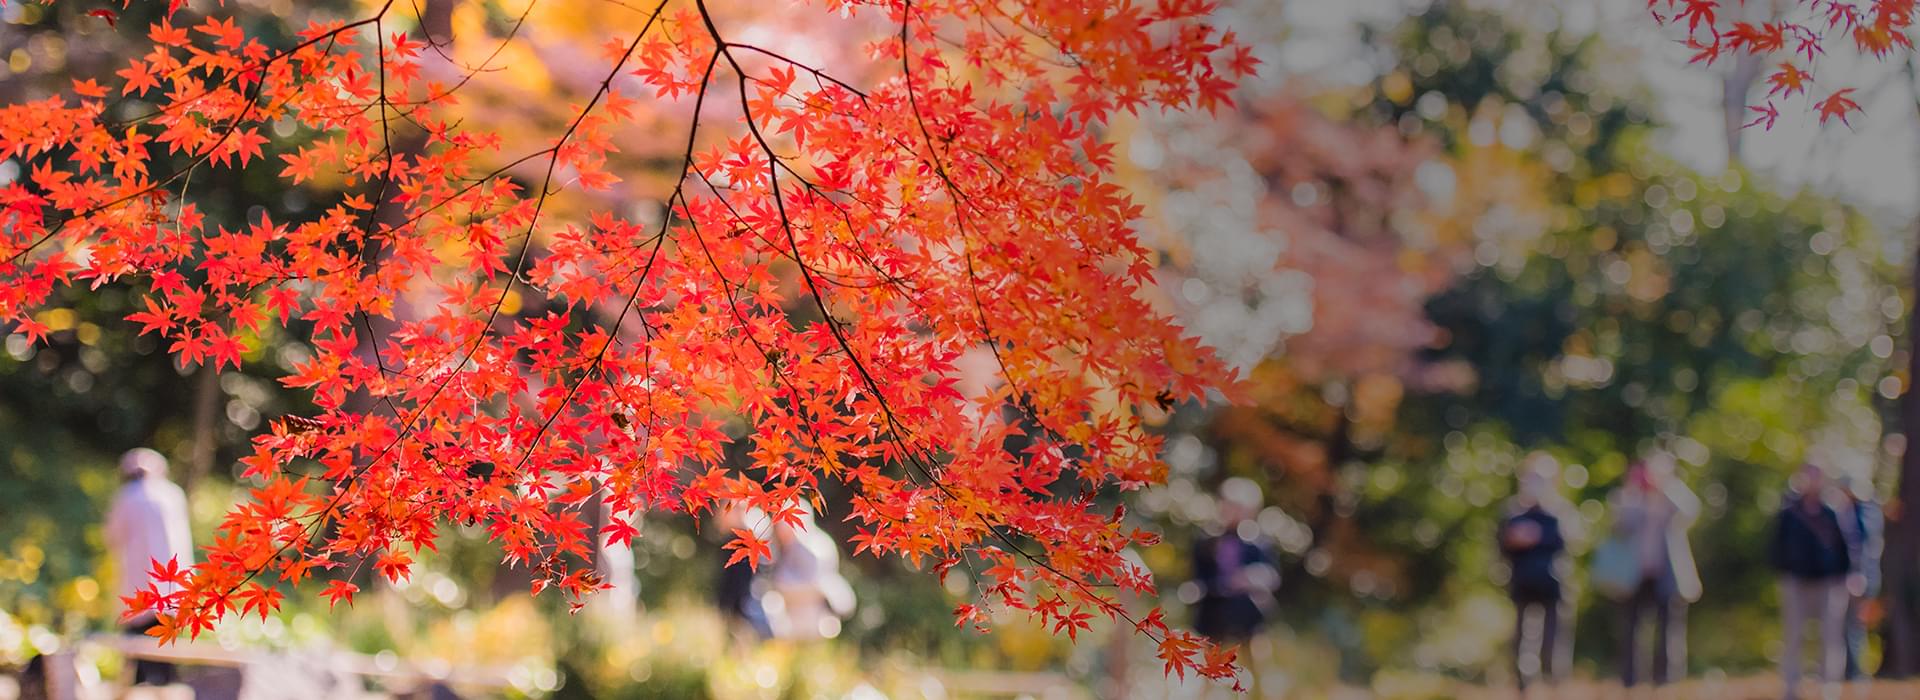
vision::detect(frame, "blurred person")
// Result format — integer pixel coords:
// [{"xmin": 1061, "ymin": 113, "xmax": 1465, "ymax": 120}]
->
[
  {"xmin": 1097, "ymin": 548, "xmax": 1154, "ymax": 700},
  {"xmin": 1606, "ymin": 452, "xmax": 1701, "ymax": 689},
  {"xmin": 1770, "ymin": 464, "xmax": 1854, "ymax": 700},
  {"xmin": 1189, "ymin": 477, "xmax": 1279, "ymax": 646},
  {"xmin": 1500, "ymin": 453, "xmax": 1576, "ymax": 692},
  {"xmin": 714, "ymin": 502, "xmax": 773, "ymax": 640},
  {"xmin": 103, "ymin": 447, "xmax": 193, "ymax": 688},
  {"xmin": 588, "ymin": 500, "xmax": 638, "ymax": 622},
  {"xmin": 764, "ymin": 503, "xmax": 856, "ymax": 640},
  {"xmin": 1838, "ymin": 473, "xmax": 1883, "ymax": 681},
  {"xmin": 18, "ymin": 653, "xmax": 48, "ymax": 700}
]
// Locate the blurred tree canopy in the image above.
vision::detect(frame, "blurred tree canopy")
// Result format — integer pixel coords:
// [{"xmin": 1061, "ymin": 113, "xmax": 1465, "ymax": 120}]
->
[
  {"xmin": 1135, "ymin": 0, "xmax": 1904, "ymax": 683},
  {"xmin": 1373, "ymin": 2, "xmax": 1898, "ymax": 679}
]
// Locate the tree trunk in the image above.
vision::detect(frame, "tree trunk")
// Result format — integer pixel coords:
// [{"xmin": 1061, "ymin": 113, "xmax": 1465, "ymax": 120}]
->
[
  {"xmin": 1879, "ymin": 239, "xmax": 1920, "ymax": 677},
  {"xmin": 183, "ymin": 363, "xmax": 220, "ymax": 498},
  {"xmin": 1716, "ymin": 0, "xmax": 1786, "ymax": 163},
  {"xmin": 1276, "ymin": 403, "xmax": 1351, "ymax": 597},
  {"xmin": 418, "ymin": 0, "xmax": 454, "ymax": 46},
  {"xmin": 1876, "ymin": 58, "xmax": 1920, "ymax": 679},
  {"xmin": 1720, "ymin": 52, "xmax": 1763, "ymax": 161}
]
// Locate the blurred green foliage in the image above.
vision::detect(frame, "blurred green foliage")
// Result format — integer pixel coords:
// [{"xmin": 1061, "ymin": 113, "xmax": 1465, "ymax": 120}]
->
[{"xmin": 1137, "ymin": 0, "xmax": 1905, "ymax": 684}]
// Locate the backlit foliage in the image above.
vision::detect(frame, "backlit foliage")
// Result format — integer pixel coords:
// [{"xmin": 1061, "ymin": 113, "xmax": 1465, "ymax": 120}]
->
[{"xmin": 0, "ymin": 0, "xmax": 1252, "ymax": 681}]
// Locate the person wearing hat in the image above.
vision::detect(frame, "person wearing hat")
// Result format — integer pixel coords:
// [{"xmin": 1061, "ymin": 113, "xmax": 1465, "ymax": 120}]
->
[{"xmin": 103, "ymin": 447, "xmax": 193, "ymax": 686}]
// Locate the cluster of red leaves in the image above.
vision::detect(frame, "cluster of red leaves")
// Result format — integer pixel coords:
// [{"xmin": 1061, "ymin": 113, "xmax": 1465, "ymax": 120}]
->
[
  {"xmin": 0, "ymin": 0, "xmax": 1252, "ymax": 684},
  {"xmin": 1647, "ymin": 0, "xmax": 1913, "ymax": 128}
]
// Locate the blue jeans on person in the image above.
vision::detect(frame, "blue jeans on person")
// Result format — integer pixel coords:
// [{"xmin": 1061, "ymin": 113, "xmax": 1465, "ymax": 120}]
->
[
  {"xmin": 1513, "ymin": 595, "xmax": 1570, "ymax": 688},
  {"xmin": 1845, "ymin": 594, "xmax": 1868, "ymax": 680},
  {"xmin": 1620, "ymin": 578, "xmax": 1686, "ymax": 686}
]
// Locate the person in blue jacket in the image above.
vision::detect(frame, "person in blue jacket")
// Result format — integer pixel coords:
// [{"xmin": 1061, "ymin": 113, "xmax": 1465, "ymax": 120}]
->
[
  {"xmin": 1838, "ymin": 473, "xmax": 1883, "ymax": 681},
  {"xmin": 1500, "ymin": 453, "xmax": 1576, "ymax": 692},
  {"xmin": 1771, "ymin": 464, "xmax": 1856, "ymax": 700},
  {"xmin": 1190, "ymin": 477, "xmax": 1279, "ymax": 645}
]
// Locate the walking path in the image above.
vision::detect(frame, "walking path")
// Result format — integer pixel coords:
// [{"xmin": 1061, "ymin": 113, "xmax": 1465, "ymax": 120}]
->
[{"xmin": 13, "ymin": 635, "xmax": 516, "ymax": 700}]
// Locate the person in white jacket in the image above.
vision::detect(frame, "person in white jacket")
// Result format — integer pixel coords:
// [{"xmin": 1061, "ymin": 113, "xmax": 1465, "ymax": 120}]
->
[
  {"xmin": 1607, "ymin": 451, "xmax": 1701, "ymax": 690},
  {"xmin": 764, "ymin": 505, "xmax": 855, "ymax": 640},
  {"xmin": 103, "ymin": 447, "xmax": 193, "ymax": 686}
]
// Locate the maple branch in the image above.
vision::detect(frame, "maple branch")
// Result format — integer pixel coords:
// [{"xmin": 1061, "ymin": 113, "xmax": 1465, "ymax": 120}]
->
[
  {"xmin": 691, "ymin": 170, "xmax": 909, "ymax": 290},
  {"xmin": 500, "ymin": 223, "xmax": 668, "ymax": 478},
  {"xmin": 477, "ymin": 3, "xmax": 693, "ymax": 492},
  {"xmin": 686, "ymin": 2, "xmax": 1152, "ymax": 640},
  {"xmin": 187, "ymin": 0, "xmax": 680, "ymax": 605},
  {"xmin": 681, "ymin": 176, "xmax": 932, "ymax": 558},
  {"xmin": 346, "ymin": 0, "xmax": 674, "ymax": 476},
  {"xmin": 353, "ymin": 10, "xmax": 406, "ymax": 397},
  {"xmin": 2, "ymin": 5, "xmax": 397, "ymax": 268},
  {"xmin": 294, "ymin": 0, "xmax": 768, "ymax": 599},
  {"xmin": 94, "ymin": 14, "xmax": 386, "ymax": 133},
  {"xmin": 719, "ymin": 41, "xmax": 871, "ymax": 102},
  {"xmin": 891, "ymin": 0, "xmax": 1171, "ymax": 641},
  {"xmin": 632, "ymin": 31, "xmax": 971, "ymax": 574},
  {"xmin": 686, "ymin": 70, "xmax": 927, "ymax": 293},
  {"xmin": 894, "ymin": 1, "xmax": 1122, "ymax": 501},
  {"xmin": 381, "ymin": 0, "xmax": 536, "ymax": 126},
  {"xmin": 37, "ymin": 0, "xmax": 1247, "ymax": 673},
  {"xmin": 700, "ymin": 0, "xmax": 958, "ymax": 489}
]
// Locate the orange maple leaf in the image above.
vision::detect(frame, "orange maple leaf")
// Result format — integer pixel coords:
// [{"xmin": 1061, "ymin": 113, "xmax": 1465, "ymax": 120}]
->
[
  {"xmin": 320, "ymin": 580, "xmax": 359, "ymax": 609},
  {"xmin": 1815, "ymin": 88, "xmax": 1861, "ymax": 126},
  {"xmin": 722, "ymin": 528, "xmax": 772, "ymax": 571},
  {"xmin": 1765, "ymin": 63, "xmax": 1811, "ymax": 98}
]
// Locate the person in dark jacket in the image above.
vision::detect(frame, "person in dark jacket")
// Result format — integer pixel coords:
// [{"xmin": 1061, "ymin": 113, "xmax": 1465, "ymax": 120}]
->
[
  {"xmin": 1839, "ymin": 473, "xmax": 1883, "ymax": 680},
  {"xmin": 1500, "ymin": 453, "xmax": 1576, "ymax": 692},
  {"xmin": 1771, "ymin": 464, "xmax": 1855, "ymax": 700},
  {"xmin": 1190, "ymin": 477, "xmax": 1279, "ymax": 645}
]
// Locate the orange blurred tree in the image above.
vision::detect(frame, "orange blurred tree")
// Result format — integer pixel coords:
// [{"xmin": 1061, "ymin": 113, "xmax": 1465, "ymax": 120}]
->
[
  {"xmin": 0, "ymin": 0, "xmax": 1254, "ymax": 679},
  {"xmin": 1131, "ymin": 90, "xmax": 1471, "ymax": 597}
]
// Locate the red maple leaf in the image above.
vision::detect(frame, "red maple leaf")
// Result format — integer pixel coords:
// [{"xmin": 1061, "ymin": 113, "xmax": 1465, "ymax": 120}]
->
[
  {"xmin": 1677, "ymin": 0, "xmax": 1718, "ymax": 34},
  {"xmin": 320, "ymin": 580, "xmax": 359, "ymax": 609},
  {"xmin": 722, "ymin": 528, "xmax": 772, "ymax": 571},
  {"xmin": 1816, "ymin": 88, "xmax": 1861, "ymax": 125},
  {"xmin": 1765, "ymin": 63, "xmax": 1811, "ymax": 98}
]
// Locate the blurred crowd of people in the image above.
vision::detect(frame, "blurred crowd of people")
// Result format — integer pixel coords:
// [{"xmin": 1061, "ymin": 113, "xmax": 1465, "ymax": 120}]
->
[
  {"xmin": 1493, "ymin": 452, "xmax": 1882, "ymax": 699},
  {"xmin": 90, "ymin": 438, "xmax": 1895, "ymax": 698},
  {"xmin": 1183, "ymin": 451, "xmax": 1887, "ymax": 700}
]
